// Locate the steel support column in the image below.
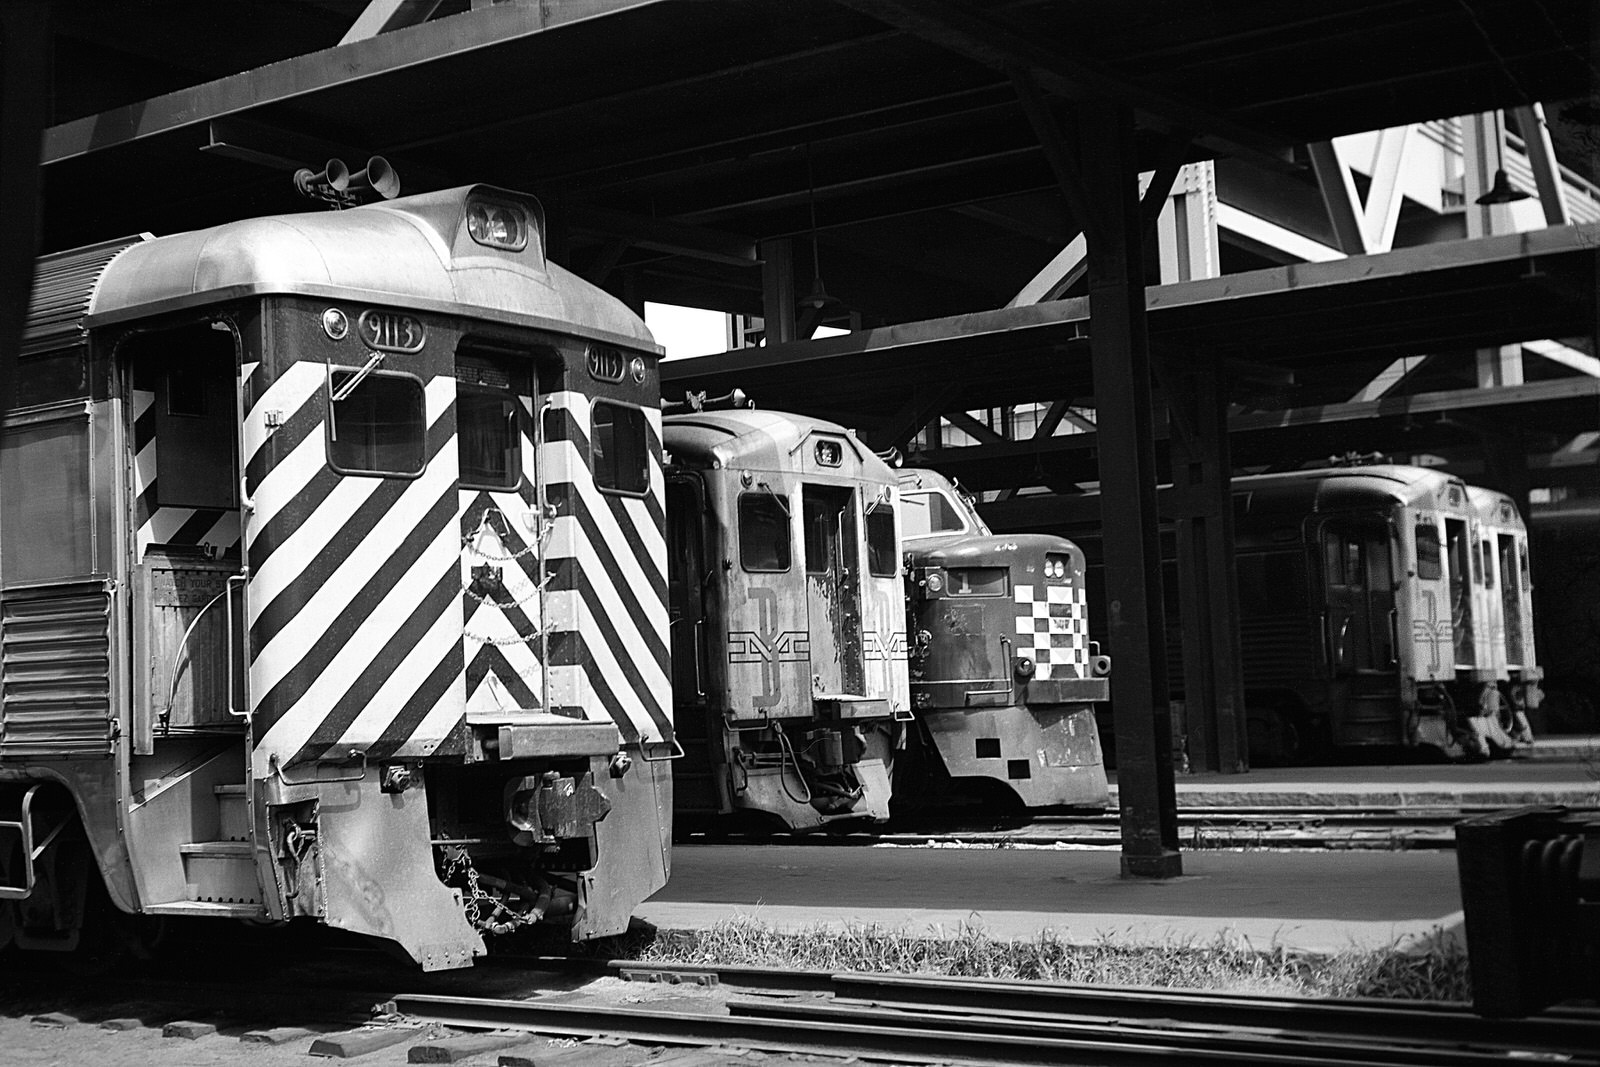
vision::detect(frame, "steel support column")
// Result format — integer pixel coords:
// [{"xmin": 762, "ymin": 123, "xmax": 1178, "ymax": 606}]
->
[
  {"xmin": 760, "ymin": 238, "xmax": 797, "ymax": 346},
  {"xmin": 0, "ymin": 1, "xmax": 52, "ymax": 411},
  {"xmin": 1167, "ymin": 356, "xmax": 1247, "ymax": 774},
  {"xmin": 1077, "ymin": 103, "xmax": 1181, "ymax": 877}
]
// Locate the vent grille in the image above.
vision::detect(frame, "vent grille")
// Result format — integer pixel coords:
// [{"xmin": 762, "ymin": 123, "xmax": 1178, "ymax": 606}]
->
[
  {"xmin": 23, "ymin": 235, "xmax": 147, "ymax": 358},
  {"xmin": 1, "ymin": 585, "xmax": 114, "ymax": 759}
]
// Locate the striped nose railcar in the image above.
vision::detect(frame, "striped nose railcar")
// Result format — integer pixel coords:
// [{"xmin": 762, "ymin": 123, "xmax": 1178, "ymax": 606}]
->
[
  {"xmin": 897, "ymin": 469, "xmax": 1108, "ymax": 810},
  {"xmin": 663, "ymin": 408, "xmax": 908, "ymax": 830},
  {"xmin": 0, "ymin": 186, "xmax": 671, "ymax": 970}
]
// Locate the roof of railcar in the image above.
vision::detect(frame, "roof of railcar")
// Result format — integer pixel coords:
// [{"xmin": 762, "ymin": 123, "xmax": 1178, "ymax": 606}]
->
[
  {"xmin": 67, "ymin": 185, "xmax": 655, "ymax": 350},
  {"xmin": 1234, "ymin": 464, "xmax": 1469, "ymax": 515},
  {"xmin": 1466, "ymin": 485, "xmax": 1528, "ymax": 533},
  {"xmin": 663, "ymin": 407, "xmax": 893, "ymax": 480}
]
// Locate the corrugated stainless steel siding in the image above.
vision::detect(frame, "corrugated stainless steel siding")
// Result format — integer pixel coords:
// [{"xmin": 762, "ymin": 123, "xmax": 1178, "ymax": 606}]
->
[
  {"xmin": 0, "ymin": 587, "xmax": 114, "ymax": 758},
  {"xmin": 23, "ymin": 236, "xmax": 146, "ymax": 357}
]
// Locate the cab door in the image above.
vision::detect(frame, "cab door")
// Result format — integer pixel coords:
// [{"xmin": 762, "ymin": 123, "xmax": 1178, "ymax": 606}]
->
[
  {"xmin": 802, "ymin": 485, "xmax": 864, "ymax": 696},
  {"xmin": 666, "ymin": 476, "xmax": 710, "ymax": 707},
  {"xmin": 1320, "ymin": 518, "xmax": 1393, "ymax": 675},
  {"xmin": 121, "ymin": 320, "xmax": 261, "ymax": 916}
]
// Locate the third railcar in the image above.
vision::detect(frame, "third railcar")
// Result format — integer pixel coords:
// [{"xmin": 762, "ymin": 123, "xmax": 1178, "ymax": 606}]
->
[{"xmin": 897, "ymin": 468, "xmax": 1109, "ymax": 810}]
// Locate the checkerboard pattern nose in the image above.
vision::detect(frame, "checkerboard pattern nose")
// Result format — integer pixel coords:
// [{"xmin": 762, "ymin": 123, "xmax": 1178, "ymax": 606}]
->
[{"xmin": 1014, "ymin": 583, "xmax": 1088, "ymax": 680}]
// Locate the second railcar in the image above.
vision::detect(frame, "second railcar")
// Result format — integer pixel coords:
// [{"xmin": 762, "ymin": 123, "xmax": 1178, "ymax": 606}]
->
[
  {"xmin": 897, "ymin": 469, "xmax": 1109, "ymax": 810},
  {"xmin": 664, "ymin": 409, "xmax": 909, "ymax": 830}
]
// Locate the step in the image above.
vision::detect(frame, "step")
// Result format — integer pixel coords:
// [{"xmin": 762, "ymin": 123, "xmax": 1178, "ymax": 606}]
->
[
  {"xmin": 214, "ymin": 783, "xmax": 249, "ymax": 841},
  {"xmin": 179, "ymin": 841, "xmax": 260, "ymax": 906}
]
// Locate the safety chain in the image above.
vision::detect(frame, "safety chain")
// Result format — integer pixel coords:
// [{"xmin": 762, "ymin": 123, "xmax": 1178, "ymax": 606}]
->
[{"xmin": 441, "ymin": 845, "xmax": 538, "ymax": 935}]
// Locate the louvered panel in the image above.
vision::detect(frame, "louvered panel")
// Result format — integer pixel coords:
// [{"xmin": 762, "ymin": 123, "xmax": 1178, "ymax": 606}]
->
[
  {"xmin": 22, "ymin": 236, "xmax": 146, "ymax": 358},
  {"xmin": 1239, "ymin": 616, "xmax": 1317, "ymax": 688},
  {"xmin": 0, "ymin": 587, "xmax": 114, "ymax": 759}
]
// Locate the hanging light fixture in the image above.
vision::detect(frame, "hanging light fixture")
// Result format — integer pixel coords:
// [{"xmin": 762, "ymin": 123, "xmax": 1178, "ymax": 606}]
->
[
  {"xmin": 803, "ymin": 146, "xmax": 843, "ymax": 313},
  {"xmin": 1476, "ymin": 168, "xmax": 1532, "ymax": 205}
]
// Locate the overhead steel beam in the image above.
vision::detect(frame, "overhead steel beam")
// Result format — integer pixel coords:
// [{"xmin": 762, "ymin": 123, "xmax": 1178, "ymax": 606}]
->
[
  {"xmin": 944, "ymin": 410, "xmax": 1004, "ymax": 444},
  {"xmin": 1511, "ymin": 104, "xmax": 1571, "ymax": 228},
  {"xmin": 1348, "ymin": 354, "xmax": 1431, "ymax": 403},
  {"xmin": 830, "ymin": 0, "xmax": 1288, "ymax": 169},
  {"xmin": 43, "ymin": 0, "xmax": 666, "ymax": 165},
  {"xmin": 568, "ymin": 207, "xmax": 759, "ymax": 268},
  {"xmin": 339, "ymin": 0, "xmax": 443, "ymax": 45},
  {"xmin": 1523, "ymin": 338, "xmax": 1600, "ymax": 378},
  {"xmin": 1307, "ymin": 141, "xmax": 1367, "ymax": 255}
]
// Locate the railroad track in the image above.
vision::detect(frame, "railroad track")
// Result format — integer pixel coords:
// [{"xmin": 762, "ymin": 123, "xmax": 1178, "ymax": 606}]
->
[
  {"xmin": 676, "ymin": 806, "xmax": 1480, "ymax": 850},
  {"xmin": 387, "ymin": 959, "xmax": 1600, "ymax": 1066},
  {"xmin": 4, "ymin": 949, "xmax": 1595, "ymax": 1065}
]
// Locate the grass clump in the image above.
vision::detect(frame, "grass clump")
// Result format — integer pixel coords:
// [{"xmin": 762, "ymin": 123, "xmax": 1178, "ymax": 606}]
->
[{"xmin": 594, "ymin": 917, "xmax": 1471, "ymax": 1002}]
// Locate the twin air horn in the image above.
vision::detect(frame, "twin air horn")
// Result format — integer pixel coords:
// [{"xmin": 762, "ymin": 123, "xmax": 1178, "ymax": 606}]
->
[{"xmin": 293, "ymin": 156, "xmax": 400, "ymax": 208}]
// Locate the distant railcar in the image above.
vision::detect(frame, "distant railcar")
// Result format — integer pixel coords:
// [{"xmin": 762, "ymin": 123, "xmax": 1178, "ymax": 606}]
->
[
  {"xmin": 0, "ymin": 186, "xmax": 672, "ymax": 969},
  {"xmin": 1073, "ymin": 464, "xmax": 1539, "ymax": 763},
  {"xmin": 664, "ymin": 409, "xmax": 908, "ymax": 830},
  {"xmin": 897, "ymin": 469, "xmax": 1108, "ymax": 810}
]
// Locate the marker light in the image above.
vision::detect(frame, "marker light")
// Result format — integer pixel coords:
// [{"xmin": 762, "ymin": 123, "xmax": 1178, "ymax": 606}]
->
[{"xmin": 466, "ymin": 198, "xmax": 529, "ymax": 251}]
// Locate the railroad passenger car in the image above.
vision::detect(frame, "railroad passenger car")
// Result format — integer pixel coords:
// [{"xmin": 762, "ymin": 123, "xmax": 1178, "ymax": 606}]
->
[
  {"xmin": 897, "ymin": 468, "xmax": 1108, "ymax": 810},
  {"xmin": 0, "ymin": 186, "xmax": 672, "ymax": 970},
  {"xmin": 1465, "ymin": 484, "xmax": 1540, "ymax": 741},
  {"xmin": 1073, "ymin": 464, "xmax": 1538, "ymax": 763},
  {"xmin": 664, "ymin": 407, "xmax": 908, "ymax": 830}
]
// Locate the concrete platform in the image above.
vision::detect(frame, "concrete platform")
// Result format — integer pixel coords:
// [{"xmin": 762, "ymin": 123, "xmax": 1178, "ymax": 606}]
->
[
  {"xmin": 641, "ymin": 845, "xmax": 1467, "ymax": 955},
  {"xmin": 1137, "ymin": 737, "xmax": 1600, "ymax": 809},
  {"xmin": 641, "ymin": 744, "xmax": 1600, "ymax": 957}
]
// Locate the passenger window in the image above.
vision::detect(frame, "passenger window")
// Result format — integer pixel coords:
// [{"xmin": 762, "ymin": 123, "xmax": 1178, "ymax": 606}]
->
[
  {"xmin": 592, "ymin": 401, "xmax": 649, "ymax": 495},
  {"xmin": 1415, "ymin": 521, "xmax": 1442, "ymax": 580},
  {"xmin": 738, "ymin": 493, "xmax": 791, "ymax": 572},
  {"xmin": 328, "ymin": 371, "xmax": 426, "ymax": 476},
  {"xmin": 866, "ymin": 507, "xmax": 897, "ymax": 577},
  {"xmin": 456, "ymin": 353, "xmax": 528, "ymax": 491}
]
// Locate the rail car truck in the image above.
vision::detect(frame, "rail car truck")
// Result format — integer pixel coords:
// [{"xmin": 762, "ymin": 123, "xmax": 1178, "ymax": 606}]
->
[
  {"xmin": 0, "ymin": 185, "xmax": 672, "ymax": 970},
  {"xmin": 1071, "ymin": 464, "xmax": 1539, "ymax": 764},
  {"xmin": 664, "ymin": 406, "xmax": 908, "ymax": 830},
  {"xmin": 897, "ymin": 468, "xmax": 1109, "ymax": 810}
]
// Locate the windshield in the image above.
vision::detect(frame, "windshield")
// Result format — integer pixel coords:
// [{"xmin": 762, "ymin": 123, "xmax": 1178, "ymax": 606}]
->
[{"xmin": 901, "ymin": 489, "xmax": 970, "ymax": 539}]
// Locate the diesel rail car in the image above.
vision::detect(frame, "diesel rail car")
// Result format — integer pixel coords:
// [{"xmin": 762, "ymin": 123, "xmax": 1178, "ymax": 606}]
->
[
  {"xmin": 0, "ymin": 186, "xmax": 672, "ymax": 970},
  {"xmin": 1070, "ymin": 464, "xmax": 1539, "ymax": 765},
  {"xmin": 897, "ymin": 468, "xmax": 1109, "ymax": 811},
  {"xmin": 664, "ymin": 408, "xmax": 908, "ymax": 831}
]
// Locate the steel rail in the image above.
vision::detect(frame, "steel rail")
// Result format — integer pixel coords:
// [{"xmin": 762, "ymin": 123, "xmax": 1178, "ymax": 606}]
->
[
  {"xmin": 382, "ymin": 991, "xmax": 1480, "ymax": 1067},
  {"xmin": 728, "ymin": 996, "xmax": 1570, "ymax": 1067},
  {"xmin": 610, "ymin": 961, "xmax": 1600, "ymax": 1052}
]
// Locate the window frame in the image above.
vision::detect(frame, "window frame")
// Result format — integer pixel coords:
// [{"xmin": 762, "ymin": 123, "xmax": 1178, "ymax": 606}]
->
[
  {"xmin": 866, "ymin": 505, "xmax": 898, "ymax": 578},
  {"xmin": 325, "ymin": 367, "xmax": 429, "ymax": 479},
  {"xmin": 456, "ymin": 382, "xmax": 524, "ymax": 492},
  {"xmin": 590, "ymin": 399, "xmax": 651, "ymax": 498},
  {"xmin": 1414, "ymin": 519, "xmax": 1443, "ymax": 581},
  {"xmin": 900, "ymin": 488, "xmax": 970, "ymax": 539},
  {"xmin": 737, "ymin": 491, "xmax": 793, "ymax": 573}
]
